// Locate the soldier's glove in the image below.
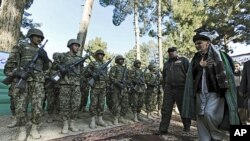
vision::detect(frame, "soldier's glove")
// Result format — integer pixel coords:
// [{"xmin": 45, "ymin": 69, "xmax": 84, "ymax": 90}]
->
[
  {"xmin": 92, "ymin": 72, "xmax": 100, "ymax": 81},
  {"xmin": 59, "ymin": 65, "xmax": 68, "ymax": 75},
  {"xmin": 38, "ymin": 48, "xmax": 49, "ymax": 61},
  {"xmin": 117, "ymin": 81, "xmax": 125, "ymax": 89},
  {"xmin": 17, "ymin": 70, "xmax": 29, "ymax": 80}
]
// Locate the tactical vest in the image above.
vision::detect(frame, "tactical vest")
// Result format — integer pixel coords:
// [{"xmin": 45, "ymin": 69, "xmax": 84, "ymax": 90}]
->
[
  {"xmin": 91, "ymin": 61, "xmax": 108, "ymax": 88},
  {"xmin": 58, "ymin": 52, "xmax": 82, "ymax": 85},
  {"xmin": 19, "ymin": 44, "xmax": 45, "ymax": 82},
  {"xmin": 113, "ymin": 65, "xmax": 125, "ymax": 80}
]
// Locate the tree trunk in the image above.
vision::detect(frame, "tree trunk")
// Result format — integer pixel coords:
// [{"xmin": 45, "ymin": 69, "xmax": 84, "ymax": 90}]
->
[
  {"xmin": 157, "ymin": 0, "xmax": 163, "ymax": 70},
  {"xmin": 77, "ymin": 0, "xmax": 95, "ymax": 56},
  {"xmin": 0, "ymin": 0, "xmax": 27, "ymax": 52},
  {"xmin": 134, "ymin": 0, "xmax": 140, "ymax": 60}
]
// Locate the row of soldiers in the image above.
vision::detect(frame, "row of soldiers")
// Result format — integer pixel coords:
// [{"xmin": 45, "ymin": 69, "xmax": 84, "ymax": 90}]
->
[{"xmin": 3, "ymin": 28, "xmax": 163, "ymax": 141}]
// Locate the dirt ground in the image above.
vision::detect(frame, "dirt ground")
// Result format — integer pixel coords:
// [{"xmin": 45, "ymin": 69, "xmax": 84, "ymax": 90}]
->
[{"xmin": 0, "ymin": 109, "xmax": 201, "ymax": 141}]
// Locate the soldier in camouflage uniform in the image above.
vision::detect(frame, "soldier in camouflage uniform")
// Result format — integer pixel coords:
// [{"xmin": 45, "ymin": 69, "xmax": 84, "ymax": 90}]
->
[
  {"xmin": 129, "ymin": 60, "xmax": 146, "ymax": 122},
  {"xmin": 79, "ymin": 66, "xmax": 90, "ymax": 113},
  {"xmin": 144, "ymin": 63, "xmax": 161, "ymax": 119},
  {"xmin": 45, "ymin": 53, "xmax": 60, "ymax": 123},
  {"xmin": 109, "ymin": 55, "xmax": 129, "ymax": 125},
  {"xmin": 4, "ymin": 28, "xmax": 50, "ymax": 141},
  {"xmin": 4, "ymin": 58, "xmax": 23, "ymax": 128},
  {"xmin": 86, "ymin": 49, "xmax": 108, "ymax": 129},
  {"xmin": 51, "ymin": 39, "xmax": 83, "ymax": 134}
]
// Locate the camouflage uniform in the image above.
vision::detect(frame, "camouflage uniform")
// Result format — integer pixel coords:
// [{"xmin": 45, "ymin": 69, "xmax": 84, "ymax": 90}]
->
[
  {"xmin": 52, "ymin": 52, "xmax": 82, "ymax": 121},
  {"xmin": 7, "ymin": 43, "xmax": 49, "ymax": 127},
  {"xmin": 129, "ymin": 60, "xmax": 146, "ymax": 114},
  {"xmin": 109, "ymin": 62, "xmax": 129, "ymax": 118},
  {"xmin": 45, "ymin": 55, "xmax": 60, "ymax": 120},
  {"xmin": 87, "ymin": 60, "xmax": 108, "ymax": 116},
  {"xmin": 86, "ymin": 49, "xmax": 109, "ymax": 128},
  {"xmin": 5, "ymin": 28, "xmax": 50, "ymax": 140},
  {"xmin": 79, "ymin": 67, "xmax": 89, "ymax": 112},
  {"xmin": 145, "ymin": 69, "xmax": 159, "ymax": 113},
  {"xmin": 3, "ymin": 58, "xmax": 17, "ymax": 116}
]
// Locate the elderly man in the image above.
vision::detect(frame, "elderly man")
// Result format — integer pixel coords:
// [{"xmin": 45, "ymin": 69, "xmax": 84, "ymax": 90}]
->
[{"xmin": 182, "ymin": 30, "xmax": 240, "ymax": 141}]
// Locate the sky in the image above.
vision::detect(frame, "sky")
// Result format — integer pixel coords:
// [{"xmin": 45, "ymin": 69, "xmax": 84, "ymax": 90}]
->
[
  {"xmin": 26, "ymin": 0, "xmax": 250, "ymax": 59},
  {"xmin": 26, "ymin": 0, "xmax": 151, "ymax": 59}
]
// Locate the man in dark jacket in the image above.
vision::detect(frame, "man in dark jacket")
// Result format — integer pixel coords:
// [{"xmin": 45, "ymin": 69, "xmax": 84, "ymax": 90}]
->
[
  {"xmin": 240, "ymin": 60, "xmax": 250, "ymax": 124},
  {"xmin": 155, "ymin": 47, "xmax": 191, "ymax": 135},
  {"xmin": 182, "ymin": 30, "xmax": 240, "ymax": 141}
]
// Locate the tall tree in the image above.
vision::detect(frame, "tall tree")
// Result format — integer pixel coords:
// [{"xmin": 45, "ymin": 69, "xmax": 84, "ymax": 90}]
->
[
  {"xmin": 161, "ymin": 0, "xmax": 208, "ymax": 58},
  {"xmin": 77, "ymin": 0, "xmax": 95, "ymax": 56},
  {"xmin": 0, "ymin": 0, "xmax": 33, "ymax": 52},
  {"xmin": 157, "ymin": 0, "xmax": 163, "ymax": 69},
  {"xmin": 201, "ymin": 0, "xmax": 250, "ymax": 53},
  {"xmin": 134, "ymin": 0, "xmax": 140, "ymax": 60},
  {"xmin": 125, "ymin": 40, "xmax": 156, "ymax": 68},
  {"xmin": 100, "ymin": 0, "xmax": 153, "ymax": 60}
]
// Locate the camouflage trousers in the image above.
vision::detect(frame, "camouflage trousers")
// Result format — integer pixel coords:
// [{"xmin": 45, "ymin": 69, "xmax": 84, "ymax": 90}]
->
[
  {"xmin": 59, "ymin": 85, "xmax": 81, "ymax": 120},
  {"xmin": 14, "ymin": 81, "xmax": 45, "ymax": 126},
  {"xmin": 8, "ymin": 82, "xmax": 16, "ymax": 116},
  {"xmin": 145, "ymin": 87, "xmax": 158, "ymax": 112},
  {"xmin": 46, "ymin": 86, "xmax": 60, "ymax": 115},
  {"xmin": 106, "ymin": 86, "xmax": 113, "ymax": 111},
  {"xmin": 130, "ymin": 90, "xmax": 144, "ymax": 113},
  {"xmin": 89, "ymin": 87, "xmax": 106, "ymax": 116},
  {"xmin": 109, "ymin": 86, "xmax": 129, "ymax": 117},
  {"xmin": 79, "ymin": 86, "xmax": 89, "ymax": 112}
]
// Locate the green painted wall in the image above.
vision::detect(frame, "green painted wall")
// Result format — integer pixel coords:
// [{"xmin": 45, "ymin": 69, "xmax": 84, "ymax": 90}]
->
[{"xmin": 0, "ymin": 69, "xmax": 11, "ymax": 115}]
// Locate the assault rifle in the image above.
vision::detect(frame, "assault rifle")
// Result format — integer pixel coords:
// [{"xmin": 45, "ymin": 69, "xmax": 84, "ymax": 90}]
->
[
  {"xmin": 120, "ymin": 64, "xmax": 130, "ymax": 95},
  {"xmin": 13, "ymin": 40, "xmax": 48, "ymax": 90},
  {"xmin": 137, "ymin": 67, "xmax": 147, "ymax": 85},
  {"xmin": 2, "ymin": 40, "xmax": 48, "ymax": 86},
  {"xmin": 50, "ymin": 53, "xmax": 90, "ymax": 83},
  {"xmin": 88, "ymin": 57, "xmax": 115, "ymax": 87}
]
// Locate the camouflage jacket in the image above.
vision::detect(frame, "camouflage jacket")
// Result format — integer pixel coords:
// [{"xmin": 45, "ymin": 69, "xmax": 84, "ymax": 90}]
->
[
  {"xmin": 52, "ymin": 52, "xmax": 83, "ymax": 85},
  {"xmin": 145, "ymin": 71, "xmax": 159, "ymax": 89},
  {"xmin": 109, "ymin": 64, "xmax": 129, "ymax": 87},
  {"xmin": 4, "ymin": 42, "xmax": 49, "ymax": 82},
  {"xmin": 129, "ymin": 67, "xmax": 146, "ymax": 92},
  {"xmin": 86, "ymin": 60, "xmax": 108, "ymax": 88}
]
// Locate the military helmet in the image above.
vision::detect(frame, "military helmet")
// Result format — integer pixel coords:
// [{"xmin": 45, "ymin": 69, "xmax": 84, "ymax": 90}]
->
[
  {"xmin": 52, "ymin": 52, "xmax": 60, "ymax": 60},
  {"xmin": 94, "ymin": 49, "xmax": 105, "ymax": 56},
  {"xmin": 133, "ymin": 59, "xmax": 141, "ymax": 66},
  {"xmin": 115, "ymin": 55, "xmax": 125, "ymax": 63},
  {"xmin": 148, "ymin": 63, "xmax": 156, "ymax": 69},
  {"xmin": 26, "ymin": 28, "xmax": 44, "ymax": 40},
  {"xmin": 67, "ymin": 39, "xmax": 81, "ymax": 47}
]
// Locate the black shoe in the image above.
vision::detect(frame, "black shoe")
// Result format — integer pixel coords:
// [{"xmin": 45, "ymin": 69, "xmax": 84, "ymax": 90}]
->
[{"xmin": 153, "ymin": 131, "xmax": 168, "ymax": 135}]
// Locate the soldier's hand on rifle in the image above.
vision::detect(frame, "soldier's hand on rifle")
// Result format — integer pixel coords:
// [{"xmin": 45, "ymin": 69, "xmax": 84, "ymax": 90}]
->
[
  {"xmin": 38, "ymin": 48, "xmax": 49, "ymax": 61},
  {"xmin": 118, "ymin": 81, "xmax": 125, "ymax": 89},
  {"xmin": 59, "ymin": 65, "xmax": 68, "ymax": 75},
  {"xmin": 92, "ymin": 72, "xmax": 100, "ymax": 81},
  {"xmin": 18, "ymin": 71, "xmax": 29, "ymax": 80}
]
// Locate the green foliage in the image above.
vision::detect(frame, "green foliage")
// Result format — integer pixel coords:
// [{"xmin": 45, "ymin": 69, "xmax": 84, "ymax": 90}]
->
[
  {"xmin": 84, "ymin": 37, "xmax": 114, "ymax": 63},
  {"xmin": 201, "ymin": 0, "xmax": 250, "ymax": 52},
  {"xmin": 125, "ymin": 40, "xmax": 157, "ymax": 68},
  {"xmin": 161, "ymin": 0, "xmax": 207, "ymax": 58}
]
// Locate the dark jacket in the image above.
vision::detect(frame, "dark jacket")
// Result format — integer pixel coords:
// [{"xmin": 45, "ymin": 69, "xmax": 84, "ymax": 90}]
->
[
  {"xmin": 163, "ymin": 56, "xmax": 189, "ymax": 88},
  {"xmin": 240, "ymin": 60, "xmax": 250, "ymax": 97}
]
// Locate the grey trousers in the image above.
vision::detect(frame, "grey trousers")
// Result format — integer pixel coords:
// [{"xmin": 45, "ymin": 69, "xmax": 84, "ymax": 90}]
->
[{"xmin": 196, "ymin": 92, "xmax": 227, "ymax": 141}]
